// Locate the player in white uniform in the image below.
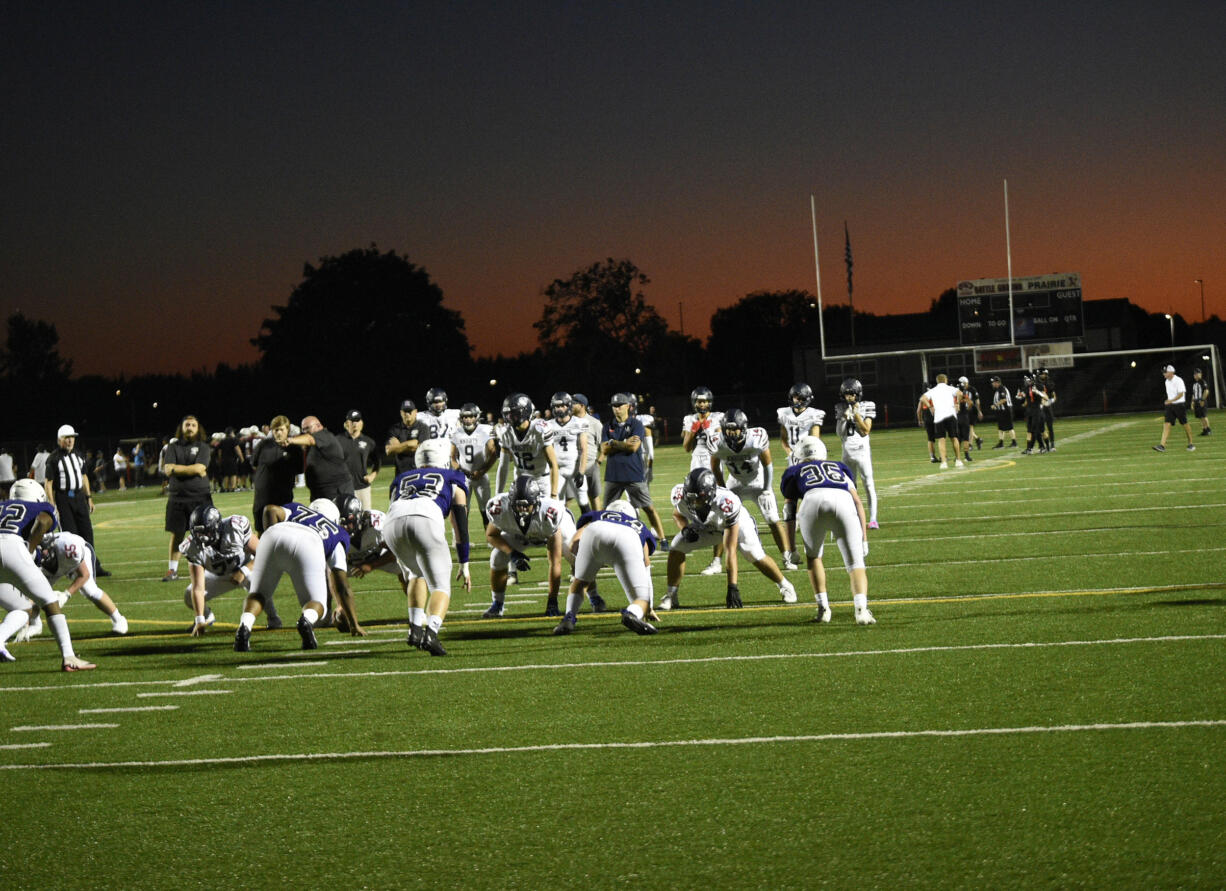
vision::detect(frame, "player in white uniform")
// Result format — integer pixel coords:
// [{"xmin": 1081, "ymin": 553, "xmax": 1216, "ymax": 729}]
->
[
  {"xmin": 571, "ymin": 394, "xmax": 603, "ymax": 511},
  {"xmin": 420, "ymin": 387, "xmax": 462, "ymax": 440},
  {"xmin": 0, "ymin": 478, "xmax": 95, "ymax": 670},
  {"xmin": 546, "ymin": 392, "xmax": 589, "ymax": 510},
  {"xmin": 780, "ymin": 436, "xmax": 873, "ymax": 625},
  {"xmin": 495, "ymin": 393, "xmax": 559, "ymax": 498},
  {"xmin": 235, "ymin": 498, "xmax": 365, "ymax": 652},
  {"xmin": 708, "ymin": 409, "xmax": 792, "ymax": 568},
  {"xmin": 834, "ymin": 378, "xmax": 879, "ymax": 529},
  {"xmin": 36, "ymin": 531, "xmax": 128, "ymax": 634},
  {"xmin": 682, "ymin": 386, "xmax": 725, "ymax": 575},
  {"xmin": 554, "ymin": 500, "xmax": 659, "ymax": 637},
  {"xmin": 636, "ymin": 402, "xmax": 656, "ymax": 482},
  {"xmin": 450, "ymin": 403, "xmax": 498, "ymax": 527},
  {"xmin": 182, "ymin": 505, "xmax": 267, "ymax": 635},
  {"xmin": 481, "ymin": 474, "xmax": 585, "ymax": 619},
  {"xmin": 658, "ymin": 469, "xmax": 796, "ymax": 611},
  {"xmin": 777, "ymin": 383, "xmax": 827, "ymax": 567}
]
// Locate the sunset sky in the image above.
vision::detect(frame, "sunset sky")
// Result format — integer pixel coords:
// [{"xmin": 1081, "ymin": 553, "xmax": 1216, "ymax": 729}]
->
[{"xmin": 3, "ymin": 2, "xmax": 1223, "ymax": 377}]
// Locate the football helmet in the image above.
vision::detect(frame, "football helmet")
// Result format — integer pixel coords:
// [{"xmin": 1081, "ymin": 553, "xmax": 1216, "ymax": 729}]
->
[
  {"xmin": 788, "ymin": 382, "xmax": 813, "ymax": 412},
  {"xmin": 502, "ymin": 393, "xmax": 534, "ymax": 426},
  {"xmin": 1036, "ymin": 367, "xmax": 1050, "ymax": 378},
  {"xmin": 840, "ymin": 378, "xmax": 863, "ymax": 403},
  {"xmin": 682, "ymin": 467, "xmax": 718, "ymax": 519},
  {"xmin": 459, "ymin": 403, "xmax": 481, "ymax": 433},
  {"xmin": 690, "ymin": 386, "xmax": 714, "ymax": 413},
  {"xmin": 509, "ymin": 474, "xmax": 542, "ymax": 533},
  {"xmin": 335, "ymin": 495, "xmax": 365, "ymax": 536},
  {"xmin": 9, "ymin": 478, "xmax": 45, "ymax": 502},
  {"xmin": 308, "ymin": 498, "xmax": 341, "ymax": 523},
  {"xmin": 34, "ymin": 536, "xmax": 59, "ymax": 575},
  {"xmin": 793, "ymin": 435, "xmax": 827, "ymax": 463},
  {"xmin": 425, "ymin": 387, "xmax": 448, "ymax": 415},
  {"xmin": 957, "ymin": 376, "xmax": 970, "ymax": 389},
  {"xmin": 1021, "ymin": 374, "xmax": 1034, "ymax": 387},
  {"xmin": 605, "ymin": 499, "xmax": 634, "ymax": 516},
  {"xmin": 189, "ymin": 505, "xmax": 223, "ymax": 545},
  {"xmin": 415, "ymin": 438, "xmax": 452, "ymax": 469},
  {"xmin": 550, "ymin": 391, "xmax": 573, "ymax": 421},
  {"xmin": 720, "ymin": 409, "xmax": 748, "ymax": 451}
]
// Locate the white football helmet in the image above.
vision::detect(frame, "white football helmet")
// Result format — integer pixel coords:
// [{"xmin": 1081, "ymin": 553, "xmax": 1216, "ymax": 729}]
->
[
  {"xmin": 9, "ymin": 479, "xmax": 46, "ymax": 502},
  {"xmin": 415, "ymin": 437, "xmax": 452, "ymax": 469},
  {"xmin": 605, "ymin": 499, "xmax": 635, "ymax": 516},
  {"xmin": 308, "ymin": 498, "xmax": 341, "ymax": 522},
  {"xmin": 793, "ymin": 436, "xmax": 827, "ymax": 462}
]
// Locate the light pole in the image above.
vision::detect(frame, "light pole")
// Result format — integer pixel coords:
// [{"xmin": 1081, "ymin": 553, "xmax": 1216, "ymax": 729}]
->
[
  {"xmin": 1194, "ymin": 279, "xmax": 1205, "ymax": 322},
  {"xmin": 1164, "ymin": 313, "xmax": 1175, "ymax": 349}
]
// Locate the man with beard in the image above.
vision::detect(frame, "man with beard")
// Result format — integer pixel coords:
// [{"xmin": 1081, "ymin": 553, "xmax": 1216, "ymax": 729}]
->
[{"xmin": 161, "ymin": 415, "xmax": 214, "ymax": 582}]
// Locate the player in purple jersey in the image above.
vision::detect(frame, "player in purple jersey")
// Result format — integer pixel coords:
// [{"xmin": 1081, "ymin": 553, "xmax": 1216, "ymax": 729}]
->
[
  {"xmin": 0, "ymin": 479, "xmax": 96, "ymax": 670},
  {"xmin": 381, "ymin": 439, "xmax": 471, "ymax": 655},
  {"xmin": 234, "ymin": 498, "xmax": 364, "ymax": 652},
  {"xmin": 554, "ymin": 499, "xmax": 658, "ymax": 636},
  {"xmin": 779, "ymin": 437, "xmax": 873, "ymax": 625}
]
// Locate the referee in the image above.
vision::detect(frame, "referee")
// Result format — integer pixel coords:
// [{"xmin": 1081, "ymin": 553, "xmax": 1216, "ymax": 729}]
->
[{"xmin": 43, "ymin": 423, "xmax": 110, "ymax": 576}]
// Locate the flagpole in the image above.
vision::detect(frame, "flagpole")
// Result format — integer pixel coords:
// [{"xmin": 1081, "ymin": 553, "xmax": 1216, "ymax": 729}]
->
[
  {"xmin": 845, "ymin": 220, "xmax": 855, "ymax": 348},
  {"xmin": 811, "ymin": 195, "xmax": 827, "ymax": 360},
  {"xmin": 1004, "ymin": 178, "xmax": 1015, "ymax": 346}
]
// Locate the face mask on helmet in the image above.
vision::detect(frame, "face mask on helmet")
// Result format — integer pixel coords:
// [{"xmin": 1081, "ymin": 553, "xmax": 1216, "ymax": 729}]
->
[
  {"xmin": 189, "ymin": 506, "xmax": 222, "ymax": 545},
  {"xmin": 691, "ymin": 387, "xmax": 713, "ymax": 413},
  {"xmin": 684, "ymin": 469, "xmax": 717, "ymax": 519},
  {"xmin": 550, "ymin": 392, "xmax": 573, "ymax": 421},
  {"xmin": 789, "ymin": 383, "xmax": 813, "ymax": 413},
  {"xmin": 426, "ymin": 388, "xmax": 448, "ymax": 415},
  {"xmin": 721, "ymin": 409, "xmax": 748, "ymax": 450},
  {"xmin": 459, "ymin": 404, "xmax": 480, "ymax": 433},
  {"xmin": 510, "ymin": 476, "xmax": 541, "ymax": 532}
]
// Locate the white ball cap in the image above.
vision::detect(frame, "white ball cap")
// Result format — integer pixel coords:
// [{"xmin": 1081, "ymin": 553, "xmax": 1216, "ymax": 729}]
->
[{"xmin": 57, "ymin": 424, "xmax": 78, "ymax": 438}]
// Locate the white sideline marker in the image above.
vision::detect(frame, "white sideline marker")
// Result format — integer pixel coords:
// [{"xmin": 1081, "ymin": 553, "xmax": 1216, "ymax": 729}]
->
[
  {"xmin": 0, "ymin": 742, "xmax": 52, "ymax": 750},
  {"xmin": 2, "ymin": 719, "xmax": 1223, "ymax": 771},
  {"xmin": 137, "ymin": 690, "xmax": 232, "ymax": 697},
  {"xmin": 80, "ymin": 706, "xmax": 179, "ymax": 714},
  {"xmin": 11, "ymin": 723, "xmax": 119, "ymax": 732}
]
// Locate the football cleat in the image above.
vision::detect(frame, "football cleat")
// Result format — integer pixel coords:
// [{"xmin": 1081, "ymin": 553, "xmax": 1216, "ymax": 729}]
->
[
  {"xmin": 407, "ymin": 625, "xmax": 424, "ymax": 649},
  {"xmin": 481, "ymin": 602, "xmax": 505, "ymax": 619},
  {"xmin": 266, "ymin": 613, "xmax": 282, "ymax": 630},
  {"xmin": 699, "ymin": 558, "xmax": 723, "ymax": 576},
  {"xmin": 855, "ymin": 608, "xmax": 877, "ymax": 626},
  {"xmin": 954, "ymin": 460, "xmax": 964, "ymax": 468},
  {"xmin": 234, "ymin": 624, "xmax": 251, "ymax": 652},
  {"xmin": 419, "ymin": 627, "xmax": 447, "ymax": 656},
  {"xmin": 506, "ymin": 570, "xmax": 519, "ymax": 586},
  {"xmin": 867, "ymin": 520, "xmax": 879, "ymax": 530},
  {"xmin": 813, "ymin": 604, "xmax": 832, "ymax": 624},
  {"xmin": 1152, "ymin": 444, "xmax": 1166, "ymax": 452},
  {"xmin": 992, "ymin": 442, "xmax": 1005, "ymax": 449},
  {"xmin": 657, "ymin": 538, "xmax": 670, "ymax": 553},
  {"xmin": 62, "ymin": 655, "xmax": 96, "ymax": 672},
  {"xmin": 1187, "ymin": 444, "xmax": 1196, "ymax": 451},
  {"xmin": 110, "ymin": 613, "xmax": 129, "ymax": 635},
  {"xmin": 0, "ymin": 645, "xmax": 15, "ymax": 663},
  {"xmin": 588, "ymin": 592, "xmax": 608, "ymax": 613},
  {"xmin": 930, "ymin": 456, "xmax": 940, "ymax": 464},
  {"xmin": 161, "ymin": 569, "xmax": 178, "ymax": 582},
  {"xmin": 552, "ymin": 614, "xmax": 577, "ymax": 635},
  {"xmin": 658, "ymin": 592, "xmax": 679, "ymax": 611},
  {"xmin": 782, "ymin": 556, "xmax": 799, "ymax": 571},
  {"xmin": 779, "ymin": 580, "xmax": 798, "ymax": 604},
  {"xmin": 297, "ymin": 615, "xmax": 318, "ymax": 650},
  {"xmin": 939, "ymin": 461, "xmax": 948, "ymax": 468},
  {"xmin": 545, "ymin": 599, "xmax": 561, "ymax": 618},
  {"xmin": 15, "ymin": 614, "xmax": 43, "ymax": 643},
  {"xmin": 620, "ymin": 609, "xmax": 657, "ymax": 636}
]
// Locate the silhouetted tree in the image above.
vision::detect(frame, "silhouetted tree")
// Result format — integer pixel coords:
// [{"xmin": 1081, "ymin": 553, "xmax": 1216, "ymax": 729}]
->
[
  {"xmin": 706, "ymin": 291, "xmax": 818, "ymax": 392},
  {"xmin": 2, "ymin": 312, "xmax": 73, "ymax": 384}
]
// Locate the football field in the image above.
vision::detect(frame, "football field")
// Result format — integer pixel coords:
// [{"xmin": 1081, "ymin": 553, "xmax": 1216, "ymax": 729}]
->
[{"xmin": 2, "ymin": 413, "xmax": 1224, "ymax": 888}]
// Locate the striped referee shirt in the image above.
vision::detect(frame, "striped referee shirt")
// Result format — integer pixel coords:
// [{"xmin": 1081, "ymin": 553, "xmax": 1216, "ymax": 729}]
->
[{"xmin": 47, "ymin": 447, "xmax": 88, "ymax": 495}]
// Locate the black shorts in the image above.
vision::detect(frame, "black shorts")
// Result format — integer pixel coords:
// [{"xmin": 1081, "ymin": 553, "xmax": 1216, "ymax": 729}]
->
[
  {"xmin": 166, "ymin": 494, "xmax": 214, "ymax": 535},
  {"xmin": 1165, "ymin": 404, "xmax": 1189, "ymax": 425},
  {"xmin": 957, "ymin": 416, "xmax": 971, "ymax": 442},
  {"xmin": 934, "ymin": 417, "xmax": 959, "ymax": 441},
  {"xmin": 995, "ymin": 411, "xmax": 1014, "ymax": 432},
  {"xmin": 1026, "ymin": 412, "xmax": 1045, "ymax": 437},
  {"xmin": 1193, "ymin": 403, "xmax": 1207, "ymax": 419},
  {"xmin": 923, "ymin": 416, "xmax": 935, "ymax": 442}
]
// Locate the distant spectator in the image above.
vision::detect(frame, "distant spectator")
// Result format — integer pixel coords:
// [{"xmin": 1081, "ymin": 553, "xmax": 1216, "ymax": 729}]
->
[
  {"xmin": 131, "ymin": 441, "xmax": 147, "ymax": 487},
  {"xmin": 0, "ymin": 447, "xmax": 15, "ymax": 486},
  {"xmin": 112, "ymin": 447, "xmax": 128, "ymax": 490},
  {"xmin": 219, "ymin": 427, "xmax": 243, "ymax": 492},
  {"xmin": 29, "ymin": 445, "xmax": 50, "ymax": 485},
  {"xmin": 1153, "ymin": 365, "xmax": 1196, "ymax": 453}
]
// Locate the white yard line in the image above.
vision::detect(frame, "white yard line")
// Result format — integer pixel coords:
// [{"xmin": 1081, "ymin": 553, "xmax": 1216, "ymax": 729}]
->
[
  {"xmin": 80, "ymin": 705, "xmax": 179, "ymax": 714},
  {"xmin": 236, "ymin": 661, "xmax": 329, "ymax": 670},
  {"xmin": 3, "ymin": 718, "xmax": 1222, "ymax": 771},
  {"xmin": 11, "ymin": 723, "xmax": 118, "ymax": 732},
  {"xmin": 137, "ymin": 690, "xmax": 232, "ymax": 697}
]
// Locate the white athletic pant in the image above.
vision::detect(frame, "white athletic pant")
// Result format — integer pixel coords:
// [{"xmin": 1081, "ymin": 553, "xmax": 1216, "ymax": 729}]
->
[
  {"xmin": 841, "ymin": 441, "xmax": 878, "ymax": 522},
  {"xmin": 726, "ymin": 477, "xmax": 782, "ymax": 525},
  {"xmin": 573, "ymin": 522, "xmax": 653, "ymax": 605},
  {"xmin": 248, "ymin": 522, "xmax": 329, "ymax": 610},
  {"xmin": 669, "ymin": 519, "xmax": 767, "ymax": 562},
  {"xmin": 797, "ymin": 489, "xmax": 866, "ymax": 572},
  {"xmin": 384, "ymin": 499, "xmax": 453, "ymax": 595},
  {"xmin": 0, "ymin": 535, "xmax": 58, "ymax": 607}
]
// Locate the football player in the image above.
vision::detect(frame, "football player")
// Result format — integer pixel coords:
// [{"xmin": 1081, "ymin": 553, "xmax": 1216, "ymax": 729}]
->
[
  {"xmin": 571, "ymin": 394, "xmax": 603, "ymax": 511},
  {"xmin": 495, "ymin": 393, "xmax": 559, "ymax": 499},
  {"xmin": 183, "ymin": 504, "xmax": 267, "ymax": 635},
  {"xmin": 1035, "ymin": 368, "xmax": 1057, "ymax": 450},
  {"xmin": 421, "ymin": 387, "xmax": 461, "ymax": 440},
  {"xmin": 545, "ymin": 391, "xmax": 589, "ymax": 511},
  {"xmin": 482, "ymin": 474, "xmax": 588, "ymax": 619},
  {"xmin": 0, "ymin": 478, "xmax": 95, "ymax": 670},
  {"xmin": 777, "ymin": 383, "xmax": 826, "ymax": 465},
  {"xmin": 780, "ymin": 437, "xmax": 873, "ymax": 625},
  {"xmin": 554, "ymin": 499, "xmax": 658, "ymax": 637},
  {"xmin": 1015, "ymin": 374, "xmax": 1050, "ymax": 454},
  {"xmin": 682, "ymin": 387, "xmax": 725, "ymax": 574},
  {"xmin": 835, "ymin": 378, "xmax": 879, "ymax": 529},
  {"xmin": 659, "ymin": 468, "xmax": 796, "ymax": 611},
  {"xmin": 956, "ymin": 376, "xmax": 980, "ymax": 461},
  {"xmin": 988, "ymin": 376, "xmax": 1018, "ymax": 448},
  {"xmin": 380, "ymin": 438, "xmax": 471, "ymax": 655},
  {"xmin": 450, "ymin": 403, "xmax": 498, "ymax": 527},
  {"xmin": 708, "ymin": 409, "xmax": 793, "ymax": 566},
  {"xmin": 36, "ymin": 531, "xmax": 129, "ymax": 634},
  {"xmin": 235, "ymin": 498, "xmax": 365, "ymax": 652},
  {"xmin": 635, "ymin": 398, "xmax": 656, "ymax": 483}
]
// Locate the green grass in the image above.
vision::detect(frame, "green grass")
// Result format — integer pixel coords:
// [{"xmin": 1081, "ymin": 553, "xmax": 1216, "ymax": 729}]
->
[{"xmin": 2, "ymin": 412, "xmax": 1224, "ymax": 888}]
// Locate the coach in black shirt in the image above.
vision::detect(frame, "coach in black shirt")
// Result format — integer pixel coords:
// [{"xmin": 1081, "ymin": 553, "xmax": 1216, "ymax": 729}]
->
[
  {"xmin": 252, "ymin": 415, "xmax": 302, "ymax": 532},
  {"xmin": 342, "ymin": 410, "xmax": 380, "ymax": 510},
  {"xmin": 44, "ymin": 423, "xmax": 110, "ymax": 576},
  {"xmin": 288, "ymin": 415, "xmax": 355, "ymax": 501},
  {"xmin": 163, "ymin": 415, "xmax": 214, "ymax": 581},
  {"xmin": 385, "ymin": 399, "xmax": 431, "ymax": 474}
]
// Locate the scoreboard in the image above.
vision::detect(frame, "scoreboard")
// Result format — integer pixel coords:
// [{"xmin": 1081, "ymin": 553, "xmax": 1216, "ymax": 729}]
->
[{"xmin": 956, "ymin": 273, "xmax": 1085, "ymax": 346}]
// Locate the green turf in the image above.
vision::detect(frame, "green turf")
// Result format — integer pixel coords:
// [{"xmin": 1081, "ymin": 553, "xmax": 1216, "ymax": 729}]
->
[{"xmin": 2, "ymin": 412, "xmax": 1224, "ymax": 888}]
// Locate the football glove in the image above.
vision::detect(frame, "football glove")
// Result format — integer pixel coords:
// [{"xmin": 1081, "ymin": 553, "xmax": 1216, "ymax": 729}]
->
[
  {"xmin": 510, "ymin": 550, "xmax": 531, "ymax": 573},
  {"xmin": 726, "ymin": 583, "xmax": 743, "ymax": 609},
  {"xmin": 681, "ymin": 525, "xmax": 702, "ymax": 543}
]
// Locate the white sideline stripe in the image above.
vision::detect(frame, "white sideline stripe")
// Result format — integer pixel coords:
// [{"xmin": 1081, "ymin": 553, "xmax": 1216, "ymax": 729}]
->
[
  {"xmin": 136, "ymin": 690, "xmax": 233, "ymax": 697},
  {"xmin": 3, "ymin": 631, "xmax": 1221, "ymax": 693},
  {"xmin": 0, "ymin": 743, "xmax": 51, "ymax": 750},
  {"xmin": 3, "ymin": 719, "xmax": 1223, "ymax": 771},
  {"xmin": 236, "ymin": 661, "xmax": 329, "ymax": 670},
  {"xmin": 872, "ymin": 545, "xmax": 1226, "ymax": 571},
  {"xmin": 887, "ymin": 501, "xmax": 1226, "ymax": 526},
  {"xmin": 80, "ymin": 706, "xmax": 179, "ymax": 714},
  {"xmin": 11, "ymin": 723, "xmax": 118, "ymax": 732}
]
